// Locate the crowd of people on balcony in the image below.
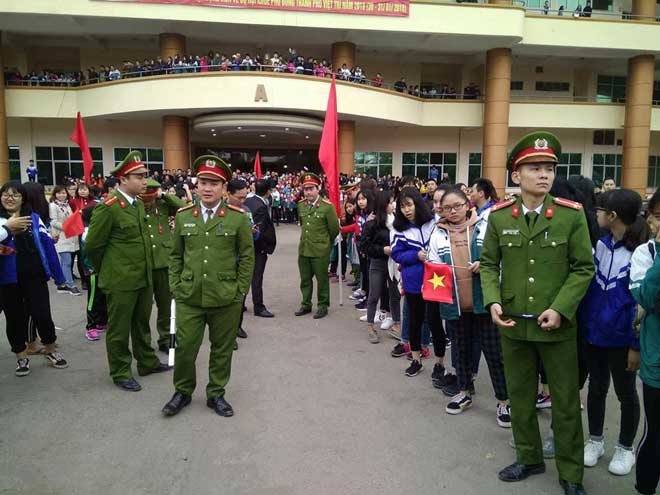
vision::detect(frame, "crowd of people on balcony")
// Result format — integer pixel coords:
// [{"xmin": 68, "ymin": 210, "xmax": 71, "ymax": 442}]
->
[{"xmin": 2, "ymin": 47, "xmax": 481, "ymax": 100}]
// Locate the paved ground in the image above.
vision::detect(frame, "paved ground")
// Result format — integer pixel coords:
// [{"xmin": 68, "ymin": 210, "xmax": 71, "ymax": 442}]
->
[{"xmin": 0, "ymin": 225, "xmax": 639, "ymax": 495}]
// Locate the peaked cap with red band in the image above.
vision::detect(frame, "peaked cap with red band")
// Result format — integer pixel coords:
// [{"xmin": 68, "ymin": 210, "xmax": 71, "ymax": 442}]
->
[
  {"xmin": 301, "ymin": 172, "xmax": 321, "ymax": 187},
  {"xmin": 193, "ymin": 155, "xmax": 232, "ymax": 182},
  {"xmin": 507, "ymin": 131, "xmax": 562, "ymax": 173},
  {"xmin": 110, "ymin": 150, "xmax": 148, "ymax": 177}
]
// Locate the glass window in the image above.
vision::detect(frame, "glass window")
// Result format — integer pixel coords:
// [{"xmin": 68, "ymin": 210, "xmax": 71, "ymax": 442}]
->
[
  {"xmin": 555, "ymin": 153, "xmax": 582, "ymax": 179},
  {"xmin": 535, "ymin": 82, "xmax": 570, "ymax": 92},
  {"xmin": 352, "ymin": 151, "xmax": 394, "ymax": 178},
  {"xmin": 147, "ymin": 148, "xmax": 163, "ymax": 162},
  {"xmin": 597, "ymin": 75, "xmax": 627, "ymax": 103},
  {"xmin": 114, "ymin": 147, "xmax": 163, "ymax": 173},
  {"xmin": 468, "ymin": 153, "xmax": 482, "ymax": 186},
  {"xmin": 401, "ymin": 152, "xmax": 458, "ymax": 181},
  {"xmin": 33, "ymin": 146, "xmax": 105, "ymax": 185},
  {"xmin": 402, "ymin": 165, "xmax": 415, "ymax": 177},
  {"xmin": 510, "ymin": 81, "xmax": 523, "ymax": 91},
  {"xmin": 114, "ymin": 148, "xmax": 130, "ymax": 161},
  {"xmin": 648, "ymin": 156, "xmax": 659, "ymax": 189},
  {"xmin": 402, "ymin": 153, "xmax": 416, "ymax": 165},
  {"xmin": 8, "ymin": 146, "xmax": 21, "ymax": 181},
  {"xmin": 592, "ymin": 154, "xmax": 622, "ymax": 186}
]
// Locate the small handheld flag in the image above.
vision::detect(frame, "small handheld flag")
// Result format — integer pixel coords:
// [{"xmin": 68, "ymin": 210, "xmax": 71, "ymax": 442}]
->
[{"xmin": 421, "ymin": 262, "xmax": 454, "ymax": 304}]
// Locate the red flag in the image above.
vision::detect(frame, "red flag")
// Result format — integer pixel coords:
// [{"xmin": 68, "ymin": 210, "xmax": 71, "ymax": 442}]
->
[
  {"xmin": 70, "ymin": 112, "xmax": 94, "ymax": 184},
  {"xmin": 254, "ymin": 151, "xmax": 262, "ymax": 179},
  {"xmin": 62, "ymin": 210, "xmax": 84, "ymax": 238},
  {"xmin": 421, "ymin": 262, "xmax": 454, "ymax": 303},
  {"xmin": 318, "ymin": 74, "xmax": 341, "ymax": 216}
]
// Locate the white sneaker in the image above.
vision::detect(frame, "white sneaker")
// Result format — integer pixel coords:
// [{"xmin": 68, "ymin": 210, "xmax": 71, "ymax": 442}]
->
[
  {"xmin": 359, "ymin": 314, "xmax": 368, "ymax": 322},
  {"xmin": 352, "ymin": 289, "xmax": 366, "ymax": 299},
  {"xmin": 375, "ymin": 310, "xmax": 387, "ymax": 322},
  {"xmin": 608, "ymin": 446, "xmax": 635, "ymax": 476},
  {"xmin": 380, "ymin": 317, "xmax": 395, "ymax": 330},
  {"xmin": 584, "ymin": 438, "xmax": 605, "ymax": 467}
]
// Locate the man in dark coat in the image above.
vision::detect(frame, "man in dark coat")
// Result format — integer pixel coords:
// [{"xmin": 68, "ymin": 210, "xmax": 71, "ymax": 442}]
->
[{"xmin": 245, "ymin": 179, "xmax": 277, "ymax": 318}]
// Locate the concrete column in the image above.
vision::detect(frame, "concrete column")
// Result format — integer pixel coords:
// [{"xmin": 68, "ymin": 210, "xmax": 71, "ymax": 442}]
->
[
  {"xmin": 482, "ymin": 48, "xmax": 512, "ymax": 193},
  {"xmin": 632, "ymin": 0, "xmax": 656, "ymax": 19},
  {"xmin": 338, "ymin": 120, "xmax": 355, "ymax": 175},
  {"xmin": 331, "ymin": 42, "xmax": 355, "ymax": 72},
  {"xmin": 0, "ymin": 39, "xmax": 9, "ymax": 184},
  {"xmin": 159, "ymin": 33, "xmax": 186, "ymax": 61},
  {"xmin": 162, "ymin": 116, "xmax": 189, "ymax": 170},
  {"xmin": 622, "ymin": 55, "xmax": 655, "ymax": 195}
]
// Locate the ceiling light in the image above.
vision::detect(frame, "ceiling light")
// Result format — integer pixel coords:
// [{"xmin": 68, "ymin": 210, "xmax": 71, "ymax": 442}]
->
[
  {"xmin": 212, "ymin": 133, "xmax": 217, "ymax": 137},
  {"xmin": 237, "ymin": 126, "xmax": 242, "ymax": 130},
  {"xmin": 305, "ymin": 135, "xmax": 310, "ymax": 139},
  {"xmin": 285, "ymin": 127, "xmax": 290, "ymax": 131},
  {"xmin": 259, "ymin": 134, "xmax": 266, "ymax": 138},
  {"xmin": 211, "ymin": 128, "xmax": 215, "ymax": 132},
  {"xmin": 283, "ymin": 165, "xmax": 288, "ymax": 169}
]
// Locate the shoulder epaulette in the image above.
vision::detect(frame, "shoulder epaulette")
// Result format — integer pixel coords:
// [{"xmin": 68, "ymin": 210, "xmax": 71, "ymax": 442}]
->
[
  {"xmin": 554, "ymin": 197, "xmax": 583, "ymax": 210},
  {"xmin": 490, "ymin": 199, "xmax": 515, "ymax": 213},
  {"xmin": 103, "ymin": 196, "xmax": 118, "ymax": 206},
  {"xmin": 176, "ymin": 204, "xmax": 194, "ymax": 213},
  {"xmin": 321, "ymin": 199, "xmax": 333, "ymax": 205},
  {"xmin": 227, "ymin": 204, "xmax": 245, "ymax": 213}
]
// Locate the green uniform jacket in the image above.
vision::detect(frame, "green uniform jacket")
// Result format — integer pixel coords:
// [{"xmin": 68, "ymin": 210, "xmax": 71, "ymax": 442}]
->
[
  {"xmin": 298, "ymin": 198, "xmax": 340, "ymax": 258},
  {"xmin": 144, "ymin": 194, "xmax": 187, "ymax": 270},
  {"xmin": 169, "ymin": 202, "xmax": 255, "ymax": 308},
  {"xmin": 480, "ymin": 195, "xmax": 595, "ymax": 342},
  {"xmin": 86, "ymin": 190, "xmax": 153, "ymax": 292}
]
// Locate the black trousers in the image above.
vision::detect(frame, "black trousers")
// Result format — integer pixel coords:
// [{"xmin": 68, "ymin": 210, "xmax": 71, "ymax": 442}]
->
[
  {"xmin": 359, "ymin": 254, "xmax": 369, "ymax": 295},
  {"xmin": 86, "ymin": 274, "xmax": 108, "ymax": 330},
  {"xmin": 586, "ymin": 344, "xmax": 640, "ymax": 447},
  {"xmin": 636, "ymin": 383, "xmax": 660, "ymax": 495},
  {"xmin": 406, "ymin": 293, "xmax": 426, "ymax": 352},
  {"xmin": 329, "ymin": 238, "xmax": 348, "ymax": 277},
  {"xmin": 446, "ymin": 313, "xmax": 508, "ymax": 400},
  {"xmin": 251, "ymin": 252, "xmax": 268, "ymax": 312},
  {"xmin": 0, "ymin": 277, "xmax": 57, "ymax": 354},
  {"xmin": 426, "ymin": 301, "xmax": 446, "ymax": 358}
]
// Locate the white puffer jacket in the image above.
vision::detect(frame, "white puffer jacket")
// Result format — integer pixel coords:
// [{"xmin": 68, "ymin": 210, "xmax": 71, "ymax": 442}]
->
[{"xmin": 49, "ymin": 201, "xmax": 79, "ymax": 253}]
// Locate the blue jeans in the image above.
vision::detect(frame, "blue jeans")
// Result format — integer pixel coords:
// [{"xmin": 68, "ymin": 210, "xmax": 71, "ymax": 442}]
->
[
  {"xmin": 401, "ymin": 298, "xmax": 430, "ymax": 346},
  {"xmin": 59, "ymin": 251, "xmax": 74, "ymax": 287}
]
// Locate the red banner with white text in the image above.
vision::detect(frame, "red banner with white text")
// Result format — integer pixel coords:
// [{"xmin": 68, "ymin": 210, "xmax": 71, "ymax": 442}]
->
[{"xmin": 93, "ymin": 0, "xmax": 409, "ymax": 16}]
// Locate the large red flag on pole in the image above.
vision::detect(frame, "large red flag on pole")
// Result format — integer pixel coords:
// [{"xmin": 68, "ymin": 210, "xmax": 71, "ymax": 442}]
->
[
  {"xmin": 318, "ymin": 74, "xmax": 341, "ymax": 216},
  {"xmin": 70, "ymin": 112, "xmax": 94, "ymax": 185},
  {"xmin": 253, "ymin": 151, "xmax": 262, "ymax": 179}
]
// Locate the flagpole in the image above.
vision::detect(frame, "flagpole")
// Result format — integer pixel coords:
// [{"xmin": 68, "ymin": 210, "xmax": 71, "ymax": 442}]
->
[{"xmin": 337, "ymin": 226, "xmax": 343, "ymax": 307}]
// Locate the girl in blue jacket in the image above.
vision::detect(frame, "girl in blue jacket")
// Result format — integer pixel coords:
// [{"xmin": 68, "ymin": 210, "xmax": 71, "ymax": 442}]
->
[
  {"xmin": 390, "ymin": 187, "xmax": 435, "ymax": 377},
  {"xmin": 0, "ymin": 181, "xmax": 68, "ymax": 377},
  {"xmin": 578, "ymin": 189, "xmax": 647, "ymax": 476}
]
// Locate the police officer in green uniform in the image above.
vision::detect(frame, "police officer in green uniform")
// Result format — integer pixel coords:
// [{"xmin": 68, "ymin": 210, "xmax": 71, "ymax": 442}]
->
[
  {"xmin": 86, "ymin": 151, "xmax": 171, "ymax": 392},
  {"xmin": 294, "ymin": 173, "xmax": 340, "ymax": 319},
  {"xmin": 139, "ymin": 178, "xmax": 187, "ymax": 353},
  {"xmin": 162, "ymin": 155, "xmax": 254, "ymax": 418},
  {"xmin": 480, "ymin": 132, "xmax": 595, "ymax": 495}
]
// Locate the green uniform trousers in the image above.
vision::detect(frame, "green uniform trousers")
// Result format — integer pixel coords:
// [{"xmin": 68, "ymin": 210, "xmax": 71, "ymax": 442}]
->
[
  {"xmin": 105, "ymin": 286, "xmax": 160, "ymax": 381},
  {"xmin": 298, "ymin": 255, "xmax": 330, "ymax": 311},
  {"xmin": 501, "ymin": 334, "xmax": 584, "ymax": 483},
  {"xmin": 152, "ymin": 268, "xmax": 171, "ymax": 347},
  {"xmin": 173, "ymin": 300, "xmax": 241, "ymax": 399}
]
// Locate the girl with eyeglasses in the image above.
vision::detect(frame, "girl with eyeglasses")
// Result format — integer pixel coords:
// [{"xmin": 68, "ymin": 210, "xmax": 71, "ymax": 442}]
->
[
  {"xmin": 0, "ymin": 181, "xmax": 68, "ymax": 377},
  {"xmin": 427, "ymin": 187, "xmax": 511, "ymax": 427}
]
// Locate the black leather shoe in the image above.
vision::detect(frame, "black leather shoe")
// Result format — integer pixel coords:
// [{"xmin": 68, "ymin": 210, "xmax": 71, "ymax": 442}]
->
[
  {"xmin": 313, "ymin": 308, "xmax": 328, "ymax": 319},
  {"xmin": 237, "ymin": 327, "xmax": 248, "ymax": 339},
  {"xmin": 158, "ymin": 343, "xmax": 169, "ymax": 354},
  {"xmin": 207, "ymin": 396, "xmax": 234, "ymax": 417},
  {"xmin": 162, "ymin": 392, "xmax": 191, "ymax": 416},
  {"xmin": 559, "ymin": 479, "xmax": 587, "ymax": 495},
  {"xmin": 138, "ymin": 362, "xmax": 173, "ymax": 376},
  {"xmin": 294, "ymin": 307, "xmax": 312, "ymax": 316},
  {"xmin": 114, "ymin": 377, "xmax": 142, "ymax": 392},
  {"xmin": 254, "ymin": 308, "xmax": 274, "ymax": 318},
  {"xmin": 498, "ymin": 462, "xmax": 545, "ymax": 482}
]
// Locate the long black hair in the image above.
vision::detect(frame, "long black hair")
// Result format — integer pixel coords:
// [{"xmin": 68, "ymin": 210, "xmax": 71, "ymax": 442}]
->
[
  {"xmin": 393, "ymin": 187, "xmax": 432, "ymax": 231},
  {"xmin": 23, "ymin": 181, "xmax": 50, "ymax": 225},
  {"xmin": 372, "ymin": 190, "xmax": 392, "ymax": 229},
  {"xmin": 0, "ymin": 181, "xmax": 29, "ymax": 218},
  {"xmin": 356, "ymin": 189, "xmax": 374, "ymax": 215},
  {"xmin": 601, "ymin": 189, "xmax": 648, "ymax": 251}
]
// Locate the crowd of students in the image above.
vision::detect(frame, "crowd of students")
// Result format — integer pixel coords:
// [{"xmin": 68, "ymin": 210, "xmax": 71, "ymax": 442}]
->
[{"xmin": 1, "ymin": 164, "xmax": 659, "ymax": 494}]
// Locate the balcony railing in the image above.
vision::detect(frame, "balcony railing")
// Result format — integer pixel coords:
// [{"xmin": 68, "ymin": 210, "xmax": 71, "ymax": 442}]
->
[{"xmin": 5, "ymin": 68, "xmax": 659, "ymax": 106}]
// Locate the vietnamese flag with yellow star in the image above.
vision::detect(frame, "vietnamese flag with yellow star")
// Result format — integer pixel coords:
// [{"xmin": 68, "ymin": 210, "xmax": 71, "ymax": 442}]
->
[{"xmin": 422, "ymin": 262, "xmax": 454, "ymax": 303}]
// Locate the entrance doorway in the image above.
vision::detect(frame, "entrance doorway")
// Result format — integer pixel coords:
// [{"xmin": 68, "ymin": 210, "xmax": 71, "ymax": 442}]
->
[{"xmin": 191, "ymin": 147, "xmax": 321, "ymax": 175}]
